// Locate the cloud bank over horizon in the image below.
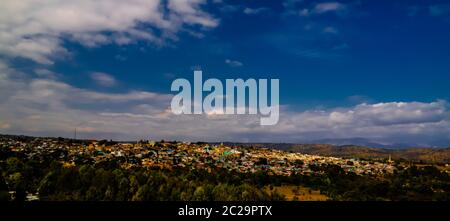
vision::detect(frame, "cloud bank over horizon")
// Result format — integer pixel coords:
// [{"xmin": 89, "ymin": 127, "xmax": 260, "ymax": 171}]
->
[{"xmin": 1, "ymin": 61, "xmax": 449, "ymax": 146}]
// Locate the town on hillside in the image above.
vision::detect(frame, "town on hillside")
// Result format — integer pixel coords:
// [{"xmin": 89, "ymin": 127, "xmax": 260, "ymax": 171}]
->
[
  {"xmin": 0, "ymin": 134, "xmax": 398, "ymax": 177},
  {"xmin": 1, "ymin": 134, "xmax": 450, "ymax": 201}
]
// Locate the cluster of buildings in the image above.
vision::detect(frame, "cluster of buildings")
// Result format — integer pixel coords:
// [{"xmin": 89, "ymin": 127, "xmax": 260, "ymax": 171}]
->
[{"xmin": 0, "ymin": 135, "xmax": 397, "ymax": 177}]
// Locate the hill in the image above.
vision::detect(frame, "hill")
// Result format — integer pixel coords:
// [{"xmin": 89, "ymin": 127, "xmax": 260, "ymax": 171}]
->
[{"xmin": 220, "ymin": 142, "xmax": 450, "ymax": 164}]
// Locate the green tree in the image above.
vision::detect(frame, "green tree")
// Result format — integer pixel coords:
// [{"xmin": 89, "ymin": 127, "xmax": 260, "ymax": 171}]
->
[
  {"xmin": 7, "ymin": 172, "xmax": 26, "ymax": 201},
  {"xmin": 193, "ymin": 186, "xmax": 208, "ymax": 201},
  {"xmin": 0, "ymin": 174, "xmax": 10, "ymax": 201},
  {"xmin": 6, "ymin": 157, "xmax": 24, "ymax": 174}
]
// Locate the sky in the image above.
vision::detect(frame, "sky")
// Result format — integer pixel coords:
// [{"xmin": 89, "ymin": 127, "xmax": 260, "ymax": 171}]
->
[{"xmin": 0, "ymin": 0, "xmax": 450, "ymax": 146}]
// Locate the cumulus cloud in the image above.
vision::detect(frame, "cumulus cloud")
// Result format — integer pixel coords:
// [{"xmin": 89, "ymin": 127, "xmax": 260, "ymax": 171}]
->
[
  {"xmin": 265, "ymin": 101, "xmax": 450, "ymax": 145},
  {"xmin": 0, "ymin": 0, "xmax": 218, "ymax": 64},
  {"xmin": 90, "ymin": 72, "xmax": 117, "ymax": 87},
  {"xmin": 1, "ymin": 63, "xmax": 449, "ymax": 145},
  {"xmin": 168, "ymin": 0, "xmax": 218, "ymax": 28},
  {"xmin": 353, "ymin": 102, "xmax": 447, "ymax": 126}
]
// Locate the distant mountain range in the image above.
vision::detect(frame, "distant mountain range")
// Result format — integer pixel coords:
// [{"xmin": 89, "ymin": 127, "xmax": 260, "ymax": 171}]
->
[
  {"xmin": 306, "ymin": 138, "xmax": 423, "ymax": 149},
  {"xmin": 220, "ymin": 137, "xmax": 443, "ymax": 150}
]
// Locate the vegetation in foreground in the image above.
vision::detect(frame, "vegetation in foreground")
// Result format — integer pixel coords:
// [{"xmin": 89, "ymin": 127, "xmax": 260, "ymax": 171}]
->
[{"xmin": 1, "ymin": 156, "xmax": 450, "ymax": 201}]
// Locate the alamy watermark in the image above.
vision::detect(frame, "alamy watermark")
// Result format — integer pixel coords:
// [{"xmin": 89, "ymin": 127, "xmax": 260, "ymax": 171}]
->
[{"xmin": 170, "ymin": 71, "xmax": 279, "ymax": 125}]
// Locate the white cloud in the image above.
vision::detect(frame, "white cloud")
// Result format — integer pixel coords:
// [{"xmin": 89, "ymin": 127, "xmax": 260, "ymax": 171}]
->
[
  {"xmin": 90, "ymin": 72, "xmax": 117, "ymax": 87},
  {"xmin": 168, "ymin": 0, "xmax": 219, "ymax": 28},
  {"xmin": 219, "ymin": 5, "xmax": 242, "ymax": 13},
  {"xmin": 314, "ymin": 2, "xmax": 346, "ymax": 14},
  {"xmin": 0, "ymin": 0, "xmax": 218, "ymax": 64},
  {"xmin": 353, "ymin": 102, "xmax": 447, "ymax": 126},
  {"xmin": 266, "ymin": 101, "xmax": 450, "ymax": 145},
  {"xmin": 298, "ymin": 2, "xmax": 347, "ymax": 17},
  {"xmin": 225, "ymin": 59, "xmax": 243, "ymax": 67}
]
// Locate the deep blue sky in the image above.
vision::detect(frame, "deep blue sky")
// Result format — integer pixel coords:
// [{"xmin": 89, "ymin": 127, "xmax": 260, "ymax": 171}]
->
[{"xmin": 50, "ymin": 0, "xmax": 450, "ymax": 110}]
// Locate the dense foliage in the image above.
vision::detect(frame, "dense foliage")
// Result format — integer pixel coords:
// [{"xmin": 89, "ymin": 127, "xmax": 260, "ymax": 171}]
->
[
  {"xmin": 1, "ymin": 156, "xmax": 449, "ymax": 201},
  {"xmin": 0, "ymin": 156, "xmax": 285, "ymax": 201}
]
